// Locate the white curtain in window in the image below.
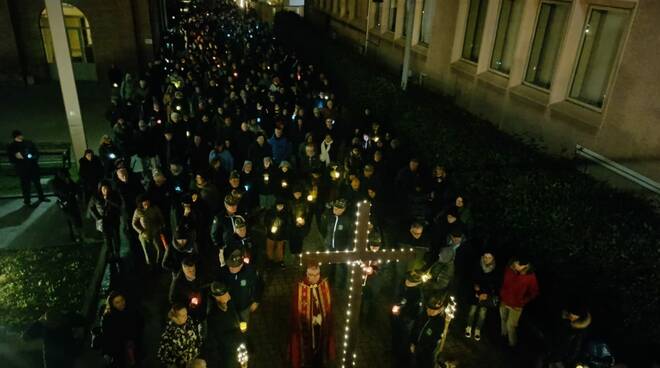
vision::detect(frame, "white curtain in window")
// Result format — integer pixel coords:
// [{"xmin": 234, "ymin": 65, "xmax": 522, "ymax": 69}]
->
[
  {"xmin": 419, "ymin": 0, "xmax": 436, "ymax": 44},
  {"xmin": 525, "ymin": 2, "xmax": 570, "ymax": 89},
  {"xmin": 490, "ymin": 0, "xmax": 524, "ymax": 74},
  {"xmin": 462, "ymin": 0, "xmax": 489, "ymax": 62},
  {"xmin": 570, "ymin": 8, "xmax": 629, "ymax": 108}
]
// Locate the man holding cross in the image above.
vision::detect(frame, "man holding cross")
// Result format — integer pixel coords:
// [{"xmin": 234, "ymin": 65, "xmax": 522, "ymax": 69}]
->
[{"xmin": 289, "ymin": 264, "xmax": 336, "ymax": 368}]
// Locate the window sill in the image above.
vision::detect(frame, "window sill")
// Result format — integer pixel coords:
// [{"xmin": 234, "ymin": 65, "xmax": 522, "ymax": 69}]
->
[
  {"xmin": 549, "ymin": 100, "xmax": 603, "ymax": 131},
  {"xmin": 476, "ymin": 70, "xmax": 509, "ymax": 93},
  {"xmin": 450, "ymin": 60, "xmax": 478, "ymax": 80},
  {"xmin": 412, "ymin": 43, "xmax": 429, "ymax": 56},
  {"xmin": 509, "ymin": 84, "xmax": 550, "ymax": 109}
]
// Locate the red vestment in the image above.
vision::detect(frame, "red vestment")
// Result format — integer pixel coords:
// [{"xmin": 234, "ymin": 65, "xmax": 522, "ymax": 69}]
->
[{"xmin": 289, "ymin": 278, "xmax": 336, "ymax": 368}]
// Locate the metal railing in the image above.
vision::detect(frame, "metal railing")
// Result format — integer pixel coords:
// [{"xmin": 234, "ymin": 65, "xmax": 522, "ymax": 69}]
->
[{"xmin": 575, "ymin": 144, "xmax": 660, "ymax": 195}]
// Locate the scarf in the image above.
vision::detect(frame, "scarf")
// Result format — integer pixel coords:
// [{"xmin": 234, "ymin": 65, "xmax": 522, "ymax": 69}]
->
[{"xmin": 320, "ymin": 141, "xmax": 332, "ymax": 165}]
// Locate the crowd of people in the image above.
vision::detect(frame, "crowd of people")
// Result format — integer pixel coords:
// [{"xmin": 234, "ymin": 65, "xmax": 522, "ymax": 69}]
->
[{"xmin": 10, "ymin": 1, "xmax": 618, "ymax": 368}]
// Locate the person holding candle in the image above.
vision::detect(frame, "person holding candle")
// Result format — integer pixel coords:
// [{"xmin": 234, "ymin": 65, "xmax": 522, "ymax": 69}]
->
[
  {"xmin": 204, "ymin": 281, "xmax": 246, "ymax": 368},
  {"xmin": 288, "ymin": 185, "xmax": 311, "ymax": 255},
  {"xmin": 410, "ymin": 294, "xmax": 449, "ymax": 368},
  {"xmin": 264, "ymin": 197, "xmax": 290, "ymax": 268},
  {"xmin": 215, "ymin": 248, "xmax": 264, "ymax": 325}
]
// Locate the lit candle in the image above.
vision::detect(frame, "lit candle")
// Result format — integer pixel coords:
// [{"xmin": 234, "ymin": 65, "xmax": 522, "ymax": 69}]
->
[
  {"xmin": 190, "ymin": 297, "xmax": 199, "ymax": 306},
  {"xmin": 421, "ymin": 273, "xmax": 431, "ymax": 283},
  {"xmin": 243, "ymin": 257, "xmax": 250, "ymax": 264},
  {"xmin": 306, "ymin": 194, "xmax": 314, "ymax": 202},
  {"xmin": 263, "ymin": 173, "xmax": 269, "ymax": 182},
  {"xmin": 237, "ymin": 343, "xmax": 248, "ymax": 366},
  {"xmin": 270, "ymin": 225, "xmax": 278, "ymax": 234},
  {"xmin": 176, "ymin": 105, "xmax": 182, "ymax": 111},
  {"xmin": 239, "ymin": 322, "xmax": 248, "ymax": 333},
  {"xmin": 331, "ymin": 170, "xmax": 340, "ymax": 179},
  {"xmin": 392, "ymin": 305, "xmax": 401, "ymax": 315},
  {"xmin": 281, "ymin": 180, "xmax": 288, "ymax": 188},
  {"xmin": 296, "ymin": 217, "xmax": 304, "ymax": 226}
]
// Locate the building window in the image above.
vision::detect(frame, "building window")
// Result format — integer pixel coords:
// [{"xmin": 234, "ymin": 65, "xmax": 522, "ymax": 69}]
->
[
  {"xmin": 490, "ymin": 0, "xmax": 524, "ymax": 74},
  {"xmin": 524, "ymin": 1, "xmax": 570, "ymax": 90},
  {"xmin": 462, "ymin": 0, "xmax": 489, "ymax": 62},
  {"xmin": 40, "ymin": 3, "xmax": 94, "ymax": 64},
  {"xmin": 374, "ymin": 2, "xmax": 383, "ymax": 29},
  {"xmin": 569, "ymin": 7, "xmax": 630, "ymax": 109},
  {"xmin": 402, "ymin": 0, "xmax": 408, "ymax": 36},
  {"xmin": 418, "ymin": 0, "xmax": 436, "ymax": 45},
  {"xmin": 388, "ymin": 0, "xmax": 398, "ymax": 33}
]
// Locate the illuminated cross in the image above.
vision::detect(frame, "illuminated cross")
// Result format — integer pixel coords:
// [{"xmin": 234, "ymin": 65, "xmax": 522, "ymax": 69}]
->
[{"xmin": 300, "ymin": 200, "xmax": 417, "ymax": 367}]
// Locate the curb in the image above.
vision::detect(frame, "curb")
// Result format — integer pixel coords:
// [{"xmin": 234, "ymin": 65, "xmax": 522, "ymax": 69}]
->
[{"xmin": 81, "ymin": 241, "xmax": 107, "ymax": 322}]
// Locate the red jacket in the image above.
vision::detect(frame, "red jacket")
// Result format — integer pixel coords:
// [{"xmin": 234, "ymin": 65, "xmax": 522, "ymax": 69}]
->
[{"xmin": 499, "ymin": 267, "xmax": 539, "ymax": 308}]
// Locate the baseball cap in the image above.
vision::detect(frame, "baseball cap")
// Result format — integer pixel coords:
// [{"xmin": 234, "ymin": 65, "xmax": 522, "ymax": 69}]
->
[
  {"xmin": 210, "ymin": 281, "xmax": 228, "ymax": 297},
  {"xmin": 226, "ymin": 248, "xmax": 244, "ymax": 267},
  {"xmin": 234, "ymin": 215, "xmax": 247, "ymax": 229},
  {"xmin": 333, "ymin": 198, "xmax": 347, "ymax": 209}
]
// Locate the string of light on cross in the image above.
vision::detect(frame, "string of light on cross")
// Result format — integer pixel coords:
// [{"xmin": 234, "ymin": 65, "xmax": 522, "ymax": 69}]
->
[{"xmin": 299, "ymin": 200, "xmax": 417, "ymax": 367}]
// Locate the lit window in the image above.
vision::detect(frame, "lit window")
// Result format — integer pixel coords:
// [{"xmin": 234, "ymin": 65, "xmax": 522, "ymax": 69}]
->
[
  {"xmin": 462, "ymin": 0, "xmax": 489, "ymax": 62},
  {"xmin": 569, "ymin": 7, "xmax": 630, "ymax": 109},
  {"xmin": 40, "ymin": 3, "xmax": 94, "ymax": 64},
  {"xmin": 524, "ymin": 1, "xmax": 570, "ymax": 89},
  {"xmin": 490, "ymin": 0, "xmax": 524, "ymax": 74}
]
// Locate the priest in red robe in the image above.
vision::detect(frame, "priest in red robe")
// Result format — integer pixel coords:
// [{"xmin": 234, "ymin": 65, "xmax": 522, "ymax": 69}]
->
[{"xmin": 289, "ymin": 264, "xmax": 336, "ymax": 368}]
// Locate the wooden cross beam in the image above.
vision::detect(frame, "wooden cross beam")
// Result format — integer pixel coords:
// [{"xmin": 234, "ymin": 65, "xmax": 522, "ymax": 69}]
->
[{"xmin": 300, "ymin": 200, "xmax": 417, "ymax": 367}]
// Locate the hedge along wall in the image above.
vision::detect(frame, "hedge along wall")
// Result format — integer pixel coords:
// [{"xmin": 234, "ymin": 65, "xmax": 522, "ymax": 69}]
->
[{"xmin": 274, "ymin": 11, "xmax": 660, "ymax": 361}]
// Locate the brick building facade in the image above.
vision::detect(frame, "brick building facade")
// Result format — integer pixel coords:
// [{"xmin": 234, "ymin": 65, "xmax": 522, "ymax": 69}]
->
[{"xmin": 0, "ymin": 0, "xmax": 163, "ymax": 83}]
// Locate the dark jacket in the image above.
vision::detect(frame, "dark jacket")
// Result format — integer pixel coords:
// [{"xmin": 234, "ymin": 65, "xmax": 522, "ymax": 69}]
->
[
  {"xmin": 264, "ymin": 207, "xmax": 290, "ymax": 241},
  {"xmin": 100, "ymin": 308, "xmax": 142, "ymax": 365},
  {"xmin": 78, "ymin": 155, "xmax": 104, "ymax": 192},
  {"xmin": 204, "ymin": 300, "xmax": 245, "ymax": 368},
  {"xmin": 7, "ymin": 139, "xmax": 40, "ymax": 175},
  {"xmin": 320, "ymin": 210, "xmax": 353, "ymax": 251},
  {"xmin": 470, "ymin": 259, "xmax": 499, "ymax": 300},
  {"xmin": 215, "ymin": 264, "xmax": 264, "ymax": 311},
  {"xmin": 410, "ymin": 313, "xmax": 445, "ymax": 368},
  {"xmin": 89, "ymin": 191, "xmax": 121, "ymax": 233}
]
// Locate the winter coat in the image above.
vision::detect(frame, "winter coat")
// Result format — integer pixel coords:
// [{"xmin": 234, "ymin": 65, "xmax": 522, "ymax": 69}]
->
[
  {"xmin": 499, "ymin": 265, "xmax": 539, "ymax": 308},
  {"xmin": 215, "ymin": 264, "xmax": 264, "ymax": 311},
  {"xmin": 320, "ymin": 210, "xmax": 353, "ymax": 251},
  {"xmin": 78, "ymin": 156, "xmax": 104, "ymax": 192},
  {"xmin": 268, "ymin": 135, "xmax": 292, "ymax": 164},
  {"xmin": 88, "ymin": 192, "xmax": 121, "ymax": 233},
  {"xmin": 131, "ymin": 206, "xmax": 165, "ymax": 240},
  {"xmin": 157, "ymin": 319, "xmax": 202, "ymax": 367}
]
